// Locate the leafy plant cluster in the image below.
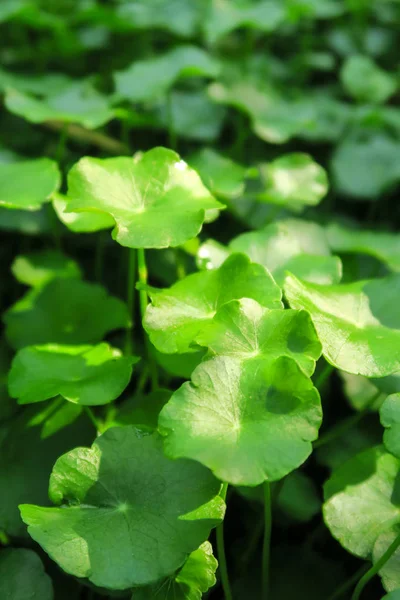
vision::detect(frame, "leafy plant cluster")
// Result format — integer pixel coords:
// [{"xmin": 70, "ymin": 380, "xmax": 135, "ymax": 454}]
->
[{"xmin": 1, "ymin": 1, "xmax": 400, "ymax": 599}]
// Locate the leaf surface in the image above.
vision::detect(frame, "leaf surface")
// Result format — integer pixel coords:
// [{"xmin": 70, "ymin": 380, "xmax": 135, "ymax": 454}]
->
[{"xmin": 0, "ymin": 158, "xmax": 60, "ymax": 211}]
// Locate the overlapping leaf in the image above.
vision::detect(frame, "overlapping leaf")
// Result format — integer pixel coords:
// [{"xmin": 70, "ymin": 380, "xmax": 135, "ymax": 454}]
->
[
  {"xmin": 52, "ymin": 192, "xmax": 114, "ymax": 233},
  {"xmin": 0, "ymin": 549, "xmax": 53, "ymax": 600},
  {"xmin": 20, "ymin": 427, "xmax": 225, "ymax": 589},
  {"xmin": 341, "ymin": 55, "xmax": 397, "ymax": 104},
  {"xmin": 66, "ymin": 147, "xmax": 223, "ymax": 249},
  {"xmin": 143, "ymin": 253, "xmax": 282, "ymax": 354},
  {"xmin": 189, "ymin": 148, "xmax": 247, "ymax": 199},
  {"xmin": 0, "ymin": 158, "xmax": 60, "ymax": 210},
  {"xmin": 9, "ymin": 343, "xmax": 137, "ymax": 406},
  {"xmin": 381, "ymin": 394, "xmax": 400, "ymax": 459},
  {"xmin": 11, "ymin": 250, "xmax": 81, "ymax": 288},
  {"xmin": 285, "ymin": 273, "xmax": 400, "ymax": 377}
]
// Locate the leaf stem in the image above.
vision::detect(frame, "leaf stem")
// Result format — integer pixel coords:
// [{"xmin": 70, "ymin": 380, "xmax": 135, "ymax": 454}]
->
[
  {"xmin": 125, "ymin": 248, "xmax": 136, "ymax": 355},
  {"xmin": 44, "ymin": 120, "xmax": 129, "ymax": 155},
  {"xmin": 351, "ymin": 532, "xmax": 400, "ymax": 600},
  {"xmin": 95, "ymin": 233, "xmax": 105, "ymax": 284},
  {"xmin": 55, "ymin": 122, "xmax": 68, "ymax": 163},
  {"xmin": 137, "ymin": 248, "xmax": 158, "ymax": 390},
  {"xmin": 327, "ymin": 564, "xmax": 369, "ymax": 600},
  {"xmin": 216, "ymin": 482, "xmax": 232, "ymax": 600},
  {"xmin": 262, "ymin": 481, "xmax": 272, "ymax": 600},
  {"xmin": 83, "ymin": 407, "xmax": 101, "ymax": 433}
]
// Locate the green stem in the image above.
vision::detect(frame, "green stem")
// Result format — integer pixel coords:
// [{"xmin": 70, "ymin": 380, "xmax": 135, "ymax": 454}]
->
[
  {"xmin": 137, "ymin": 248, "xmax": 158, "ymax": 390},
  {"xmin": 83, "ymin": 407, "xmax": 101, "ymax": 433},
  {"xmin": 95, "ymin": 233, "xmax": 105, "ymax": 283},
  {"xmin": 314, "ymin": 362, "xmax": 334, "ymax": 390},
  {"xmin": 262, "ymin": 482, "xmax": 272, "ymax": 600},
  {"xmin": 55, "ymin": 122, "xmax": 68, "ymax": 163},
  {"xmin": 351, "ymin": 532, "xmax": 400, "ymax": 600},
  {"xmin": 313, "ymin": 391, "xmax": 380, "ymax": 450},
  {"xmin": 166, "ymin": 91, "xmax": 177, "ymax": 151},
  {"xmin": 327, "ymin": 564, "xmax": 369, "ymax": 600},
  {"xmin": 216, "ymin": 483, "xmax": 232, "ymax": 600},
  {"xmin": 125, "ymin": 248, "xmax": 136, "ymax": 355}
]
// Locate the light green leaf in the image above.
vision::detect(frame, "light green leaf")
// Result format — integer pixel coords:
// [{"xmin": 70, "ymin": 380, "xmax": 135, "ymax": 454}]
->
[
  {"xmin": 340, "ymin": 371, "xmax": 385, "ymax": 412},
  {"xmin": 341, "ymin": 55, "xmax": 397, "ymax": 104},
  {"xmin": 204, "ymin": 0, "xmax": 285, "ymax": 45},
  {"xmin": 0, "ymin": 548, "xmax": 53, "ymax": 600},
  {"xmin": 115, "ymin": 47, "xmax": 219, "ymax": 103},
  {"xmin": 116, "ymin": 0, "xmax": 203, "ymax": 37},
  {"xmin": 327, "ymin": 222, "xmax": 400, "ymax": 272},
  {"xmin": 4, "ymin": 278, "xmax": 130, "ymax": 349},
  {"xmin": 159, "ymin": 355, "xmax": 321, "ymax": 486},
  {"xmin": 189, "ymin": 148, "xmax": 246, "ymax": 199},
  {"xmin": 0, "ymin": 158, "xmax": 60, "ymax": 211},
  {"xmin": 20, "ymin": 427, "xmax": 225, "ymax": 589},
  {"xmin": 144, "ymin": 253, "xmax": 282, "ymax": 354},
  {"xmin": 52, "ymin": 192, "xmax": 114, "ymax": 233},
  {"xmin": 284, "ymin": 273, "xmax": 400, "ymax": 377},
  {"xmin": 196, "ymin": 239, "xmax": 230, "ymax": 271},
  {"xmin": 11, "ymin": 250, "xmax": 81, "ymax": 289},
  {"xmin": 323, "ymin": 446, "xmax": 400, "ymax": 559},
  {"xmin": 257, "ymin": 153, "xmax": 328, "ymax": 211},
  {"xmin": 29, "ymin": 398, "xmax": 83, "ymax": 439},
  {"xmin": 195, "ymin": 298, "xmax": 321, "ymax": 376},
  {"xmin": 0, "ymin": 69, "xmax": 72, "ymax": 96},
  {"xmin": 132, "ymin": 541, "xmax": 218, "ymax": 599},
  {"xmin": 156, "ymin": 90, "xmax": 226, "ymax": 142},
  {"xmin": 208, "ymin": 81, "xmax": 315, "ymax": 144},
  {"xmin": 381, "ymin": 394, "xmax": 400, "ymax": 459},
  {"xmin": 5, "ymin": 82, "xmax": 115, "ymax": 129},
  {"xmin": 230, "ymin": 219, "xmax": 342, "ymax": 285},
  {"xmin": 9, "ymin": 343, "xmax": 137, "ymax": 406},
  {"xmin": 332, "ymin": 133, "xmax": 400, "ymax": 200},
  {"xmin": 374, "ymin": 530, "xmax": 400, "ymax": 593},
  {"xmin": 381, "ymin": 591, "xmax": 400, "ymax": 600},
  {"xmin": 155, "ymin": 349, "xmax": 205, "ymax": 379},
  {"xmin": 0, "ymin": 407, "xmax": 92, "ymax": 537},
  {"xmin": 66, "ymin": 147, "xmax": 223, "ymax": 249}
]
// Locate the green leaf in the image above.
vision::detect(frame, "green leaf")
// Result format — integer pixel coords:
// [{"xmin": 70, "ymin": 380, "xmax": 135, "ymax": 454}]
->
[
  {"xmin": 4, "ymin": 278, "xmax": 130, "ymax": 349},
  {"xmin": 277, "ymin": 471, "xmax": 321, "ymax": 522},
  {"xmin": 340, "ymin": 371, "xmax": 385, "ymax": 412},
  {"xmin": 0, "ymin": 548, "xmax": 53, "ymax": 600},
  {"xmin": 327, "ymin": 222, "xmax": 400, "ymax": 272},
  {"xmin": 0, "ymin": 206, "xmax": 53, "ymax": 235},
  {"xmin": 52, "ymin": 192, "xmax": 114, "ymax": 233},
  {"xmin": 381, "ymin": 394, "xmax": 400, "ymax": 459},
  {"xmin": 11, "ymin": 250, "xmax": 82, "ymax": 289},
  {"xmin": 257, "ymin": 153, "xmax": 328, "ymax": 211},
  {"xmin": 132, "ymin": 541, "xmax": 218, "ymax": 599},
  {"xmin": 159, "ymin": 355, "xmax": 321, "ymax": 486},
  {"xmin": 30, "ymin": 399, "xmax": 83, "ymax": 439},
  {"xmin": 195, "ymin": 298, "xmax": 321, "ymax": 376},
  {"xmin": 208, "ymin": 81, "xmax": 315, "ymax": 144},
  {"xmin": 381, "ymin": 592, "xmax": 400, "ymax": 600},
  {"xmin": 115, "ymin": 47, "xmax": 219, "ymax": 103},
  {"xmin": 5, "ymin": 82, "xmax": 115, "ymax": 129},
  {"xmin": 332, "ymin": 133, "xmax": 400, "ymax": 200},
  {"xmin": 188, "ymin": 148, "xmax": 247, "ymax": 199},
  {"xmin": 9, "ymin": 343, "xmax": 137, "ymax": 406},
  {"xmin": 111, "ymin": 389, "xmax": 172, "ymax": 431},
  {"xmin": 156, "ymin": 90, "xmax": 226, "ymax": 142},
  {"xmin": 0, "ymin": 407, "xmax": 92, "ymax": 537},
  {"xmin": 323, "ymin": 446, "xmax": 400, "ymax": 559},
  {"xmin": 284, "ymin": 273, "xmax": 400, "ymax": 377},
  {"xmin": 20, "ymin": 426, "xmax": 225, "ymax": 589},
  {"xmin": 66, "ymin": 147, "xmax": 223, "ymax": 249},
  {"xmin": 341, "ymin": 55, "xmax": 397, "ymax": 104},
  {"xmin": 144, "ymin": 253, "xmax": 282, "ymax": 354},
  {"xmin": 196, "ymin": 239, "xmax": 230, "ymax": 271},
  {"xmin": 0, "ymin": 340, "xmax": 16, "ymax": 423},
  {"xmin": 116, "ymin": 0, "xmax": 202, "ymax": 37},
  {"xmin": 203, "ymin": 0, "xmax": 285, "ymax": 45},
  {"xmin": 154, "ymin": 349, "xmax": 205, "ymax": 379},
  {"xmin": 230, "ymin": 219, "xmax": 342, "ymax": 285},
  {"xmin": 0, "ymin": 158, "xmax": 60, "ymax": 211}
]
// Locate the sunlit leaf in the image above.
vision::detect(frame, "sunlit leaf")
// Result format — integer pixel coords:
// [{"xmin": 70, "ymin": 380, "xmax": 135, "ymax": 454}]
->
[{"xmin": 0, "ymin": 159, "xmax": 60, "ymax": 211}]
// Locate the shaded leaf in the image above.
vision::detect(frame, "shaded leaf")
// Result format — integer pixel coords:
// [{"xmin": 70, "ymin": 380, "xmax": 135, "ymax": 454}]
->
[
  {"xmin": 11, "ymin": 250, "xmax": 81, "ymax": 289},
  {"xmin": 381, "ymin": 394, "xmax": 400, "ymax": 459},
  {"xmin": 0, "ymin": 548, "xmax": 53, "ymax": 600}
]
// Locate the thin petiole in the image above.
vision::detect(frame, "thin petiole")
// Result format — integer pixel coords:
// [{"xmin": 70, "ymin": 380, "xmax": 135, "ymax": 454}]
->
[
  {"xmin": 55, "ymin": 122, "xmax": 68, "ymax": 164},
  {"xmin": 216, "ymin": 482, "xmax": 232, "ymax": 600},
  {"xmin": 262, "ymin": 481, "xmax": 272, "ymax": 600},
  {"xmin": 351, "ymin": 532, "xmax": 400, "ymax": 600},
  {"xmin": 95, "ymin": 233, "xmax": 106, "ymax": 284},
  {"xmin": 83, "ymin": 406, "xmax": 102, "ymax": 433},
  {"xmin": 137, "ymin": 248, "xmax": 158, "ymax": 390},
  {"xmin": 125, "ymin": 248, "xmax": 136, "ymax": 355},
  {"xmin": 327, "ymin": 564, "xmax": 369, "ymax": 600}
]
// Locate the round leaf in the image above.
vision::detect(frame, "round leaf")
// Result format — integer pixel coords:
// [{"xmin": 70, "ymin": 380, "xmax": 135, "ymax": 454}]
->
[
  {"xmin": 195, "ymin": 298, "xmax": 321, "ymax": 376},
  {"xmin": 143, "ymin": 253, "xmax": 282, "ymax": 354},
  {"xmin": 132, "ymin": 541, "xmax": 218, "ymax": 599},
  {"xmin": 381, "ymin": 394, "xmax": 400, "ymax": 458},
  {"xmin": 0, "ymin": 548, "xmax": 53, "ymax": 600},
  {"xmin": 20, "ymin": 426, "xmax": 225, "ymax": 589},
  {"xmin": 341, "ymin": 55, "xmax": 397, "ymax": 104},
  {"xmin": 116, "ymin": 0, "xmax": 202, "ymax": 37},
  {"xmin": 188, "ymin": 148, "xmax": 246, "ymax": 199},
  {"xmin": 258, "ymin": 153, "xmax": 328, "ymax": 211},
  {"xmin": 323, "ymin": 446, "xmax": 400, "ymax": 559},
  {"xmin": 0, "ymin": 158, "xmax": 60, "ymax": 211},
  {"xmin": 159, "ymin": 355, "xmax": 322, "ymax": 486},
  {"xmin": 53, "ymin": 192, "xmax": 114, "ymax": 233},
  {"xmin": 284, "ymin": 273, "xmax": 400, "ymax": 377},
  {"xmin": 3, "ymin": 278, "xmax": 130, "ymax": 349},
  {"xmin": 9, "ymin": 343, "xmax": 138, "ymax": 406},
  {"xmin": 230, "ymin": 219, "xmax": 341, "ymax": 285},
  {"xmin": 66, "ymin": 147, "xmax": 224, "ymax": 249},
  {"xmin": 11, "ymin": 250, "xmax": 82, "ymax": 289}
]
